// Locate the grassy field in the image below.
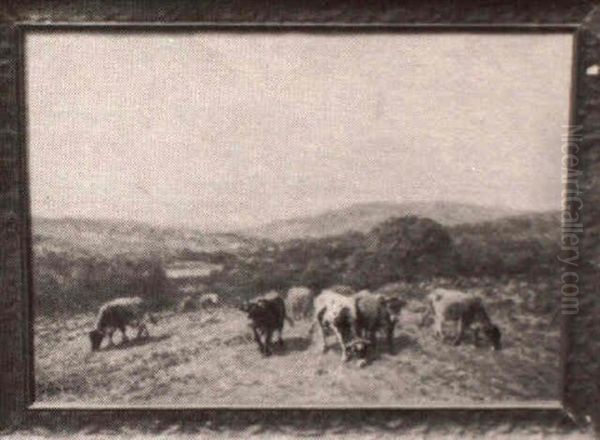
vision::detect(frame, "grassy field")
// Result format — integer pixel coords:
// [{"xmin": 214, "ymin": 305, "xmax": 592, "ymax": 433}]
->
[{"xmin": 35, "ymin": 280, "xmax": 559, "ymax": 406}]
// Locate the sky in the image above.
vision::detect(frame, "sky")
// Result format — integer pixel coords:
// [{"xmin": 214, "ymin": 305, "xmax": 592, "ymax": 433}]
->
[{"xmin": 26, "ymin": 31, "xmax": 573, "ymax": 231}]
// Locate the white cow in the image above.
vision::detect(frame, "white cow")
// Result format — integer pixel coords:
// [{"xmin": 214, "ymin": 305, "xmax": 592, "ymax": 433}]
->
[
  {"xmin": 425, "ymin": 288, "xmax": 502, "ymax": 350},
  {"xmin": 312, "ymin": 289, "xmax": 369, "ymax": 362}
]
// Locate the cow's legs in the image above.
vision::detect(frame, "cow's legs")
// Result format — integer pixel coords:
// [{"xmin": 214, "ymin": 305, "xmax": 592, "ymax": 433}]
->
[
  {"xmin": 473, "ymin": 327, "xmax": 481, "ymax": 347},
  {"xmin": 419, "ymin": 306, "xmax": 432, "ymax": 327},
  {"xmin": 433, "ymin": 316, "xmax": 444, "ymax": 340},
  {"xmin": 252, "ymin": 326, "xmax": 265, "ymax": 354},
  {"xmin": 386, "ymin": 323, "xmax": 395, "ymax": 354},
  {"xmin": 276, "ymin": 326, "xmax": 284, "ymax": 347},
  {"xmin": 332, "ymin": 325, "xmax": 349, "ymax": 362},
  {"xmin": 453, "ymin": 318, "xmax": 465, "ymax": 346},
  {"xmin": 367, "ymin": 329, "xmax": 377, "ymax": 352},
  {"xmin": 319, "ymin": 323, "xmax": 328, "ymax": 353},
  {"xmin": 137, "ymin": 323, "xmax": 149, "ymax": 339},
  {"xmin": 119, "ymin": 325, "xmax": 128, "ymax": 343},
  {"xmin": 316, "ymin": 310, "xmax": 328, "ymax": 353},
  {"xmin": 107, "ymin": 329, "xmax": 115, "ymax": 347},
  {"xmin": 264, "ymin": 330, "xmax": 273, "ymax": 356},
  {"xmin": 355, "ymin": 323, "xmax": 365, "ymax": 339}
]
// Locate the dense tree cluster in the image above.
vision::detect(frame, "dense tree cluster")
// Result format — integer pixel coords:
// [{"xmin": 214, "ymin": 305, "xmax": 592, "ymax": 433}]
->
[
  {"xmin": 34, "ymin": 215, "xmax": 559, "ymax": 315},
  {"xmin": 35, "ymin": 252, "xmax": 171, "ymax": 315}
]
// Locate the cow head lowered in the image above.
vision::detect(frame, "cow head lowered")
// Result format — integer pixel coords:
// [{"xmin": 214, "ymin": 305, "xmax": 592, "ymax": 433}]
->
[
  {"xmin": 89, "ymin": 329, "xmax": 105, "ymax": 351},
  {"xmin": 345, "ymin": 337, "xmax": 372, "ymax": 365}
]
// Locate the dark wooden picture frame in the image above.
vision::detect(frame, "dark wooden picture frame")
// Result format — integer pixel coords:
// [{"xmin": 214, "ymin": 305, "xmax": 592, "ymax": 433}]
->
[{"xmin": 1, "ymin": 1, "xmax": 599, "ymax": 436}]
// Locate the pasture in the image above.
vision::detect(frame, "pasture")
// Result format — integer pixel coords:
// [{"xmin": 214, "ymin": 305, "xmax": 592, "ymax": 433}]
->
[{"xmin": 35, "ymin": 279, "xmax": 559, "ymax": 406}]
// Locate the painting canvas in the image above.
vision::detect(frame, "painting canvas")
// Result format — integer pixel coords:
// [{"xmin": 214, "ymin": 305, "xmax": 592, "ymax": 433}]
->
[{"xmin": 27, "ymin": 31, "xmax": 573, "ymax": 406}]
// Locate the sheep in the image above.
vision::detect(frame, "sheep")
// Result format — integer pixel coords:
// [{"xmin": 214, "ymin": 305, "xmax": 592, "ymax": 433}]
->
[{"xmin": 88, "ymin": 297, "xmax": 156, "ymax": 351}]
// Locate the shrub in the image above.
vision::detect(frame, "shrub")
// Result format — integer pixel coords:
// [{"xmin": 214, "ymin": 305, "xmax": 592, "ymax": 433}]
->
[
  {"xmin": 344, "ymin": 216, "xmax": 455, "ymax": 287},
  {"xmin": 34, "ymin": 252, "xmax": 173, "ymax": 316}
]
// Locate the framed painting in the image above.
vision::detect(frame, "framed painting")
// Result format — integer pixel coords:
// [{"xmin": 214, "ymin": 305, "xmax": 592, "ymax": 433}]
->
[{"xmin": 0, "ymin": 1, "xmax": 598, "ymax": 437}]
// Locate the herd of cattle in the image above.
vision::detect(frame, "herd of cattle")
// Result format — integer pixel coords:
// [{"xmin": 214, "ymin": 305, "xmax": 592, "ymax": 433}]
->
[{"xmin": 87, "ymin": 286, "xmax": 502, "ymax": 365}]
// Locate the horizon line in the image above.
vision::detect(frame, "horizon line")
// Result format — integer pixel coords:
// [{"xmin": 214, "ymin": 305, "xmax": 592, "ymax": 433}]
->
[{"xmin": 31, "ymin": 199, "xmax": 561, "ymax": 234}]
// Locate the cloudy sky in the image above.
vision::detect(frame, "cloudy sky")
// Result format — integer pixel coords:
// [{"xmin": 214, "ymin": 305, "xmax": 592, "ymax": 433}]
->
[{"xmin": 26, "ymin": 31, "xmax": 573, "ymax": 231}]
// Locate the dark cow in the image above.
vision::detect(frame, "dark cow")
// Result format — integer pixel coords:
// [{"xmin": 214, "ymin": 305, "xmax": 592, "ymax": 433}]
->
[
  {"xmin": 239, "ymin": 291, "xmax": 294, "ymax": 356},
  {"xmin": 88, "ymin": 297, "xmax": 156, "ymax": 351},
  {"xmin": 354, "ymin": 290, "xmax": 406, "ymax": 354}
]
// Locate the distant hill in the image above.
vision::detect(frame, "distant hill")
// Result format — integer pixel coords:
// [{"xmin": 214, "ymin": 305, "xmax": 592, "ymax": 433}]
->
[
  {"xmin": 32, "ymin": 202, "xmax": 561, "ymax": 258},
  {"xmin": 32, "ymin": 217, "xmax": 262, "ymax": 259},
  {"xmin": 242, "ymin": 201, "xmax": 530, "ymax": 242}
]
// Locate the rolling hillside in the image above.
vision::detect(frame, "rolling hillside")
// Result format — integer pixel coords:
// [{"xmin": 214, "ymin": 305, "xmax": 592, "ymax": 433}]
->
[
  {"xmin": 33, "ymin": 202, "xmax": 559, "ymax": 255},
  {"xmin": 31, "ymin": 206, "xmax": 561, "ymax": 317},
  {"xmin": 33, "ymin": 217, "xmax": 263, "ymax": 259},
  {"xmin": 242, "ymin": 201, "xmax": 529, "ymax": 242}
]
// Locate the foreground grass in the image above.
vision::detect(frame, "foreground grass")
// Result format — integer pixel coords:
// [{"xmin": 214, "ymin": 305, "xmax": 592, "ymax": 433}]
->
[{"xmin": 35, "ymin": 281, "xmax": 559, "ymax": 406}]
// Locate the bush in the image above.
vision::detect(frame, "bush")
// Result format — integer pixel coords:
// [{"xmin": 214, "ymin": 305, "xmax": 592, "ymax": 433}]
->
[
  {"xmin": 202, "ymin": 217, "xmax": 457, "ymax": 297},
  {"xmin": 450, "ymin": 214, "xmax": 560, "ymax": 278},
  {"xmin": 35, "ymin": 213, "xmax": 559, "ymax": 313},
  {"xmin": 34, "ymin": 252, "xmax": 173, "ymax": 316},
  {"xmin": 344, "ymin": 216, "xmax": 455, "ymax": 288}
]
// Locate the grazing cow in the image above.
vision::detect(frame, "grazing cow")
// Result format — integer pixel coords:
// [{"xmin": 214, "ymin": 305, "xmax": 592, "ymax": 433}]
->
[
  {"xmin": 312, "ymin": 289, "xmax": 369, "ymax": 362},
  {"xmin": 286, "ymin": 286, "xmax": 314, "ymax": 320},
  {"xmin": 354, "ymin": 290, "xmax": 406, "ymax": 354},
  {"xmin": 239, "ymin": 291, "xmax": 294, "ymax": 356},
  {"xmin": 426, "ymin": 288, "xmax": 502, "ymax": 350},
  {"xmin": 199, "ymin": 293, "xmax": 219, "ymax": 308},
  {"xmin": 88, "ymin": 297, "xmax": 156, "ymax": 351}
]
